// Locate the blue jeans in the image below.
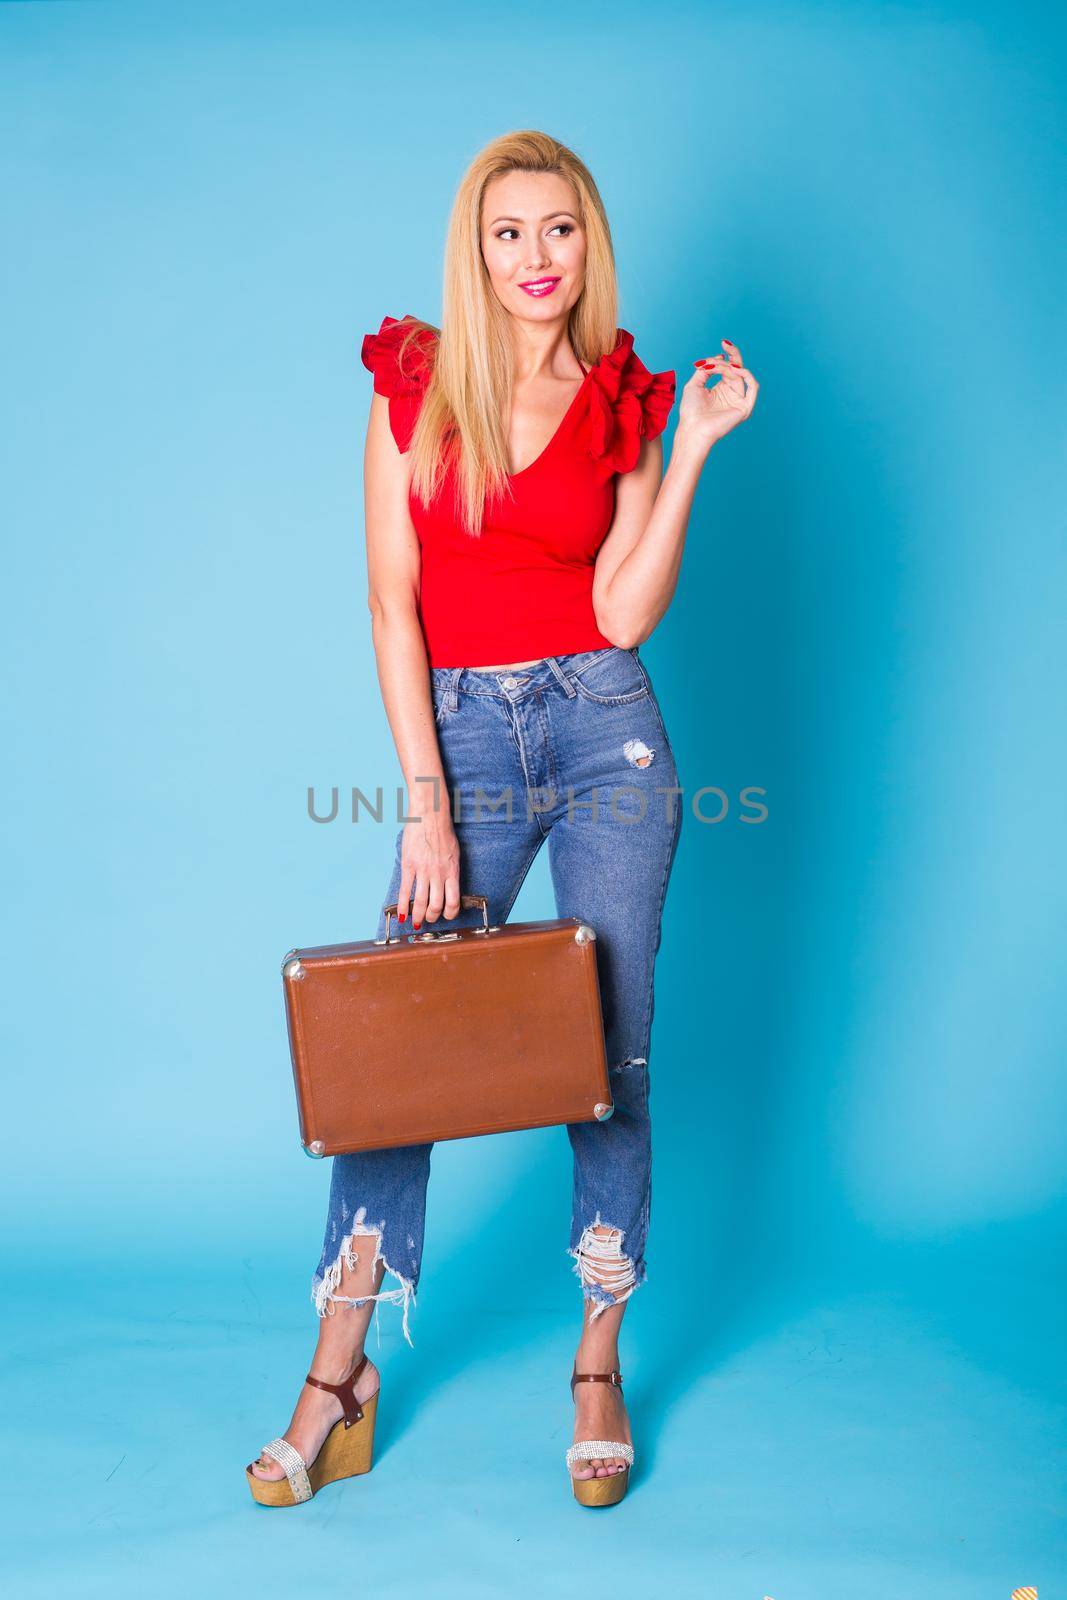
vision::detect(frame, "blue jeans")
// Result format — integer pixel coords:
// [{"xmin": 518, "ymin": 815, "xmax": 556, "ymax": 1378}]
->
[{"xmin": 312, "ymin": 646, "xmax": 683, "ymax": 1342}]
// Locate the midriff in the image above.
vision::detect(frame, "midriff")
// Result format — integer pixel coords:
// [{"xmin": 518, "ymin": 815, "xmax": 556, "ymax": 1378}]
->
[{"xmin": 465, "ymin": 658, "xmax": 546, "ymax": 672}]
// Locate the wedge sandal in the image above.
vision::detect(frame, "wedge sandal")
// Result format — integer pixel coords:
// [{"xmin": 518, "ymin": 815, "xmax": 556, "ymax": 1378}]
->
[
  {"xmin": 246, "ymin": 1353, "xmax": 379, "ymax": 1507},
  {"xmin": 566, "ymin": 1366, "xmax": 634, "ymax": 1507}
]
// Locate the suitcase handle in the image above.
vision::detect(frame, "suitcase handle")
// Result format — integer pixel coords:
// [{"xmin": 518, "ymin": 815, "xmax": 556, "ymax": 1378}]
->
[{"xmin": 380, "ymin": 893, "xmax": 491, "ymax": 944}]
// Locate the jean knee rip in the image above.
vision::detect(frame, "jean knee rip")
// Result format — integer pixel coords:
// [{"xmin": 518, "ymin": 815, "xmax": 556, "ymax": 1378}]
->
[
  {"xmin": 311, "ymin": 1207, "xmax": 417, "ymax": 1347},
  {"xmin": 569, "ymin": 1216, "xmax": 640, "ymax": 1319}
]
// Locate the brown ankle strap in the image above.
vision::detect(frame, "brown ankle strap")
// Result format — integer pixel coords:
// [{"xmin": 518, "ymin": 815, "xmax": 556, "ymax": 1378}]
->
[
  {"xmin": 305, "ymin": 1353, "xmax": 368, "ymax": 1428},
  {"xmin": 571, "ymin": 1368, "xmax": 623, "ymax": 1394}
]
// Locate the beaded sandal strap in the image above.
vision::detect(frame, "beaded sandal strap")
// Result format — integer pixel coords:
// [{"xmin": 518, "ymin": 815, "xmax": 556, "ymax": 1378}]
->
[
  {"xmin": 566, "ymin": 1439, "xmax": 635, "ymax": 1470},
  {"xmin": 304, "ymin": 1353, "xmax": 368, "ymax": 1428},
  {"xmin": 259, "ymin": 1437, "xmax": 312, "ymax": 1503}
]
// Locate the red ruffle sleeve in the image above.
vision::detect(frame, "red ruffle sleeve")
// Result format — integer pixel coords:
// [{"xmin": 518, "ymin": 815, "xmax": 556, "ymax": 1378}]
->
[
  {"xmin": 582, "ymin": 330, "xmax": 676, "ymax": 477},
  {"xmin": 360, "ymin": 314, "xmax": 437, "ymax": 453}
]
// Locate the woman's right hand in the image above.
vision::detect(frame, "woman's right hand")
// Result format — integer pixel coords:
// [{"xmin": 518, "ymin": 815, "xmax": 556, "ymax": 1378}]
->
[{"xmin": 397, "ymin": 798, "xmax": 462, "ymax": 929}]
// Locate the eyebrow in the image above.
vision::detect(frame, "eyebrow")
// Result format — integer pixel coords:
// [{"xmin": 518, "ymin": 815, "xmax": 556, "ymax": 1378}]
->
[{"xmin": 488, "ymin": 211, "xmax": 578, "ymax": 226}]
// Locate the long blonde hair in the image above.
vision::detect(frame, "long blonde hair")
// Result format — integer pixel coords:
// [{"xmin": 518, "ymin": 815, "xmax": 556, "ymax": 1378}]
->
[{"xmin": 400, "ymin": 130, "xmax": 620, "ymax": 537}]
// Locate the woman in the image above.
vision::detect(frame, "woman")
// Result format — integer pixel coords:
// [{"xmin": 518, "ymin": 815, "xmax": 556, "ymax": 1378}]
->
[{"xmin": 247, "ymin": 129, "xmax": 758, "ymax": 1510}]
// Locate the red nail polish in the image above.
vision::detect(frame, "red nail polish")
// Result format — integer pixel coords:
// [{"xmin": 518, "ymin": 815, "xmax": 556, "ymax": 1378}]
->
[
  {"xmin": 730, "ymin": 360, "xmax": 742, "ymax": 367},
  {"xmin": 723, "ymin": 339, "xmax": 734, "ymax": 346},
  {"xmin": 398, "ymin": 910, "xmax": 405, "ymax": 922},
  {"xmin": 413, "ymin": 921, "xmax": 421, "ymax": 931}
]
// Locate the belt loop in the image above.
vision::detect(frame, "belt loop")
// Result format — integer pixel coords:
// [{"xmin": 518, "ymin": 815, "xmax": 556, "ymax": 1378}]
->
[
  {"xmin": 447, "ymin": 668, "xmax": 462, "ymax": 711},
  {"xmin": 544, "ymin": 656, "xmax": 577, "ymax": 698}
]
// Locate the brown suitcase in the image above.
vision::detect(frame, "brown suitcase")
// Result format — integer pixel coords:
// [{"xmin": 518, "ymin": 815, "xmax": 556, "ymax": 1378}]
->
[{"xmin": 281, "ymin": 895, "xmax": 613, "ymax": 1158}]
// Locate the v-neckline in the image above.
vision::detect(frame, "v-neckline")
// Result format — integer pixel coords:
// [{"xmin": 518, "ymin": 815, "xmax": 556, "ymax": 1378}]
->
[{"xmin": 506, "ymin": 356, "xmax": 593, "ymax": 481}]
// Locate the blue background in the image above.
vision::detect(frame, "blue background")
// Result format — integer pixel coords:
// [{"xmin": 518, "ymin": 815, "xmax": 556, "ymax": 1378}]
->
[{"xmin": 2, "ymin": 2, "xmax": 1064, "ymax": 1594}]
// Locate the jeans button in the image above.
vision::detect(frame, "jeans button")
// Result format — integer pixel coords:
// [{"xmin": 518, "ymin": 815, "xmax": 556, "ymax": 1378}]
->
[{"xmin": 501, "ymin": 675, "xmax": 518, "ymax": 689}]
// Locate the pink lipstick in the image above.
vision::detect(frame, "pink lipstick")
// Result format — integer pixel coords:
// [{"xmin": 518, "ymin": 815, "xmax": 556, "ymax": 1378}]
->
[{"xmin": 519, "ymin": 277, "xmax": 561, "ymax": 297}]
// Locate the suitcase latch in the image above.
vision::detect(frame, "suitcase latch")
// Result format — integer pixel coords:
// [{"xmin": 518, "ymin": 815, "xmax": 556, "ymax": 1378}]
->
[{"xmin": 408, "ymin": 930, "xmax": 460, "ymax": 942}]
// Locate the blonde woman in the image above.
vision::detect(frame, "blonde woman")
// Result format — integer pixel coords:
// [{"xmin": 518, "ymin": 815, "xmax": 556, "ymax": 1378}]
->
[{"xmin": 247, "ymin": 129, "xmax": 758, "ymax": 1510}]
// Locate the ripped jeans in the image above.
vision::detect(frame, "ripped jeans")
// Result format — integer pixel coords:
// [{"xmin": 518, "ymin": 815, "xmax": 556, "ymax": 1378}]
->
[{"xmin": 312, "ymin": 646, "xmax": 684, "ymax": 1343}]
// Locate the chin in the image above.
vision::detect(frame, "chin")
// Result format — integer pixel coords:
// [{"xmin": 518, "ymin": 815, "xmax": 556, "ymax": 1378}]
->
[{"xmin": 513, "ymin": 291, "xmax": 570, "ymax": 314}]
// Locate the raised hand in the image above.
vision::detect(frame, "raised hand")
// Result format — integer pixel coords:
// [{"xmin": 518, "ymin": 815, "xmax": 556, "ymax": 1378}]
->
[{"xmin": 677, "ymin": 337, "xmax": 759, "ymax": 452}]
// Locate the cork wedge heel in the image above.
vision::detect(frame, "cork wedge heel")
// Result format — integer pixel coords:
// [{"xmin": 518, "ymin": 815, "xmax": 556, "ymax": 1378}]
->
[
  {"xmin": 246, "ymin": 1354, "xmax": 379, "ymax": 1507},
  {"xmin": 566, "ymin": 1367, "xmax": 634, "ymax": 1508}
]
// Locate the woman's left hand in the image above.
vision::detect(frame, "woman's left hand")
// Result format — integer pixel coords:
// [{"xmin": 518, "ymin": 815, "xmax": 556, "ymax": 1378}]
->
[{"xmin": 676, "ymin": 338, "xmax": 760, "ymax": 453}]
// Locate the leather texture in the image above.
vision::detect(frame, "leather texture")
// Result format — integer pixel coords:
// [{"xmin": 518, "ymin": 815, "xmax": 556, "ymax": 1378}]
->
[
  {"xmin": 282, "ymin": 912, "xmax": 611, "ymax": 1156},
  {"xmin": 304, "ymin": 1354, "xmax": 368, "ymax": 1428},
  {"xmin": 571, "ymin": 1369, "xmax": 624, "ymax": 1393}
]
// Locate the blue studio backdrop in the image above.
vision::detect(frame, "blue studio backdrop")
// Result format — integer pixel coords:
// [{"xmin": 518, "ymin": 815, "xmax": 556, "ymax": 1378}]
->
[{"xmin": 2, "ymin": 3, "xmax": 1064, "ymax": 1596}]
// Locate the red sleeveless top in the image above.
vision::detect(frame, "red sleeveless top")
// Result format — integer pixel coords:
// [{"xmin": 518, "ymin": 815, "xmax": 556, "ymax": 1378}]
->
[{"xmin": 360, "ymin": 314, "xmax": 676, "ymax": 668}]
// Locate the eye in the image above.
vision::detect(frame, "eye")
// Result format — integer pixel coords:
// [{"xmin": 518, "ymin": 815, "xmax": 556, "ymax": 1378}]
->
[{"xmin": 494, "ymin": 223, "xmax": 575, "ymax": 242}]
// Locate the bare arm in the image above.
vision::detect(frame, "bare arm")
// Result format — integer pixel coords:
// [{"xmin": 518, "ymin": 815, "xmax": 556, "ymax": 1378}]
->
[
  {"xmin": 364, "ymin": 392, "xmax": 460, "ymax": 926},
  {"xmin": 592, "ymin": 342, "xmax": 760, "ymax": 647},
  {"xmin": 591, "ymin": 429, "xmax": 707, "ymax": 647}
]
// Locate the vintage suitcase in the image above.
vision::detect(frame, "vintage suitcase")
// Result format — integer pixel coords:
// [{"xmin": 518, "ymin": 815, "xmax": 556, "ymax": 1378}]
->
[{"xmin": 281, "ymin": 895, "xmax": 613, "ymax": 1158}]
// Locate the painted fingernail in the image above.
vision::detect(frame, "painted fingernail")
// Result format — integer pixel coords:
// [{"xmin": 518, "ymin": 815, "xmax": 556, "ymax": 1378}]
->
[
  {"xmin": 723, "ymin": 339, "xmax": 734, "ymax": 346},
  {"xmin": 398, "ymin": 910, "xmax": 405, "ymax": 922},
  {"xmin": 413, "ymin": 921, "xmax": 421, "ymax": 931},
  {"xmin": 730, "ymin": 360, "xmax": 742, "ymax": 367}
]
